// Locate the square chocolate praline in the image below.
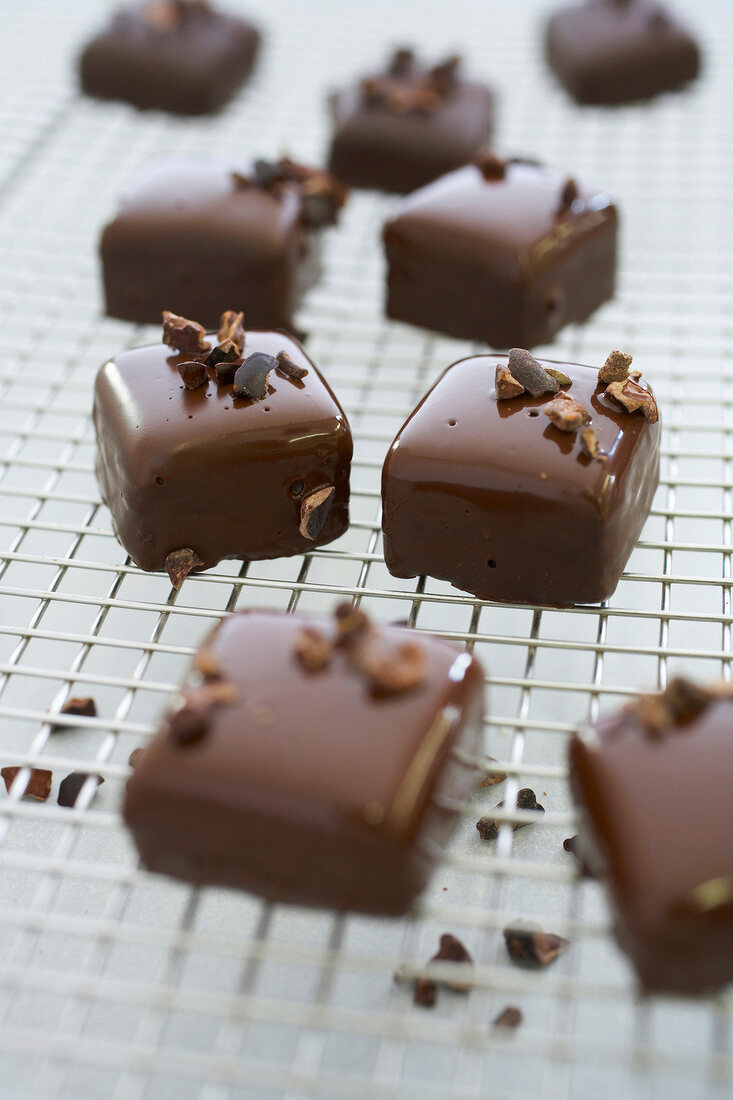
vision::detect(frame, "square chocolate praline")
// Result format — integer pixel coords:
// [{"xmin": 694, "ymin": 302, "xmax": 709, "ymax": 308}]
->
[
  {"xmin": 93, "ymin": 330, "xmax": 352, "ymax": 574},
  {"xmin": 545, "ymin": 1, "xmax": 701, "ymax": 106},
  {"xmin": 381, "ymin": 354, "xmax": 660, "ymax": 608},
  {"xmin": 100, "ymin": 160, "xmax": 320, "ymax": 330},
  {"xmin": 123, "ymin": 610, "xmax": 485, "ymax": 915},
  {"xmin": 569, "ymin": 686, "xmax": 733, "ymax": 993},
  {"xmin": 79, "ymin": 2, "xmax": 260, "ymax": 115},
  {"xmin": 383, "ymin": 160, "xmax": 617, "ymax": 348}
]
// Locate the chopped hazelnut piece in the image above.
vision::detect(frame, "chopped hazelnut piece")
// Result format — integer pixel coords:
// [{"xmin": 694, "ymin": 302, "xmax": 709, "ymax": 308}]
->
[{"xmin": 162, "ymin": 310, "xmax": 210, "ymax": 355}]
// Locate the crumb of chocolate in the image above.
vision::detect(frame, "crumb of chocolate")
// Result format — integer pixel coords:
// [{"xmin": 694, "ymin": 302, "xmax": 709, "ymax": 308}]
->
[
  {"xmin": 165, "ymin": 547, "xmax": 203, "ymax": 589},
  {"xmin": 495, "ymin": 364, "xmax": 525, "ymax": 400},
  {"xmin": 168, "ymin": 702, "xmax": 208, "ymax": 746},
  {"xmin": 475, "ymin": 148, "xmax": 506, "ymax": 181},
  {"xmin": 299, "ymin": 485, "xmax": 335, "ymax": 540},
  {"xmin": 580, "ymin": 426, "xmax": 606, "ymax": 461},
  {"xmin": 128, "ymin": 748, "xmax": 144, "ymax": 769},
  {"xmin": 545, "ymin": 368, "xmax": 572, "ymax": 388},
  {"xmin": 357, "ymin": 636, "xmax": 427, "ymax": 696},
  {"xmin": 177, "ymin": 360, "xmax": 207, "ymax": 390},
  {"xmin": 1, "ymin": 766, "xmax": 52, "ymax": 801},
  {"xmin": 334, "ymin": 602, "xmax": 372, "ymax": 646},
  {"xmin": 476, "ymin": 788, "xmax": 545, "ymax": 840},
  {"xmin": 413, "ymin": 977, "xmax": 438, "ymax": 1007},
  {"xmin": 493, "ymin": 1005, "xmax": 522, "ymax": 1029},
  {"xmin": 544, "ymin": 394, "xmax": 591, "ymax": 432},
  {"xmin": 194, "ymin": 650, "xmax": 222, "ymax": 680},
  {"xmin": 233, "ymin": 352, "xmax": 278, "ymax": 401},
  {"xmin": 276, "ymin": 349, "xmax": 308, "ymax": 381},
  {"xmin": 507, "ymin": 349, "xmax": 560, "ymax": 397},
  {"xmin": 294, "ymin": 627, "xmax": 333, "ymax": 673},
  {"xmin": 217, "ymin": 309, "xmax": 244, "ymax": 352},
  {"xmin": 558, "ymin": 177, "xmax": 579, "ymax": 214},
  {"xmin": 478, "ymin": 756, "xmax": 507, "ymax": 787},
  {"xmin": 598, "ymin": 349, "xmax": 633, "ymax": 385},
  {"xmin": 162, "ymin": 310, "xmax": 210, "ymax": 355},
  {"xmin": 504, "ymin": 927, "xmax": 569, "ymax": 968},
  {"xmin": 60, "ymin": 697, "xmax": 97, "ymax": 719},
  {"xmin": 431, "ymin": 933, "xmax": 473, "ymax": 992},
  {"xmin": 58, "ymin": 771, "xmax": 104, "ymax": 808},
  {"xmin": 605, "ymin": 378, "xmax": 659, "ymax": 422}
]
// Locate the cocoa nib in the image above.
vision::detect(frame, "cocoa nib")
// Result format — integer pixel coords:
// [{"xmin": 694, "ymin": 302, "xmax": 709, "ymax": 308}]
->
[
  {"xmin": 476, "ymin": 788, "xmax": 545, "ymax": 841},
  {"xmin": 428, "ymin": 54, "xmax": 462, "ymax": 94},
  {"xmin": 478, "ymin": 756, "xmax": 507, "ymax": 788},
  {"xmin": 605, "ymin": 378, "xmax": 659, "ymax": 423},
  {"xmin": 168, "ymin": 680, "xmax": 237, "ymax": 748},
  {"xmin": 294, "ymin": 627, "xmax": 333, "ymax": 673},
  {"xmin": 1, "ymin": 766, "xmax": 52, "ymax": 801},
  {"xmin": 495, "ymin": 364, "xmax": 524, "ymax": 400},
  {"xmin": 217, "ymin": 309, "xmax": 244, "ymax": 353},
  {"xmin": 128, "ymin": 748, "xmax": 144, "ymax": 769},
  {"xmin": 162, "ymin": 310, "xmax": 210, "ymax": 355},
  {"xmin": 276, "ymin": 349, "xmax": 308, "ymax": 381},
  {"xmin": 233, "ymin": 352, "xmax": 278, "ymax": 400},
  {"xmin": 506, "ymin": 349, "xmax": 559, "ymax": 397},
  {"xmin": 431, "ymin": 933, "xmax": 473, "ymax": 992},
  {"xmin": 206, "ymin": 340, "xmax": 241, "ymax": 371},
  {"xmin": 545, "ymin": 367, "xmax": 572, "ymax": 388},
  {"xmin": 388, "ymin": 47, "xmax": 415, "ymax": 77},
  {"xmin": 544, "ymin": 394, "xmax": 591, "ymax": 432},
  {"xmin": 626, "ymin": 676, "xmax": 712, "ymax": 736},
  {"xmin": 334, "ymin": 602, "xmax": 371, "ymax": 646},
  {"xmin": 299, "ymin": 485, "xmax": 335, "ymax": 540},
  {"xmin": 413, "ymin": 977, "xmax": 438, "ymax": 1007},
  {"xmin": 58, "ymin": 771, "xmax": 104, "ymax": 808},
  {"xmin": 504, "ymin": 927, "xmax": 569, "ymax": 968},
  {"xmin": 493, "ymin": 1005, "xmax": 522, "ymax": 1029},
  {"xmin": 165, "ymin": 547, "xmax": 203, "ymax": 589},
  {"xmin": 193, "ymin": 650, "xmax": 222, "ymax": 680},
  {"xmin": 60, "ymin": 697, "xmax": 97, "ymax": 719},
  {"xmin": 475, "ymin": 148, "xmax": 506, "ymax": 181},
  {"xmin": 598, "ymin": 348, "xmax": 633, "ymax": 385},
  {"xmin": 558, "ymin": 177, "xmax": 579, "ymax": 214},
  {"xmin": 300, "ymin": 172, "xmax": 350, "ymax": 228},
  {"xmin": 177, "ymin": 360, "xmax": 207, "ymax": 390},
  {"xmin": 353, "ymin": 635, "xmax": 427, "ymax": 696},
  {"xmin": 580, "ymin": 426, "xmax": 606, "ymax": 461},
  {"xmin": 213, "ymin": 356, "xmax": 241, "ymax": 384},
  {"xmin": 143, "ymin": 0, "xmax": 182, "ymax": 32}
]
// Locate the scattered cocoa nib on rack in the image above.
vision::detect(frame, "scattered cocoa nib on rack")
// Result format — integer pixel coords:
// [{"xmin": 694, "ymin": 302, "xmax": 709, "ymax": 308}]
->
[
  {"xmin": 168, "ymin": 679, "xmax": 238, "ymax": 748},
  {"xmin": 478, "ymin": 756, "xmax": 507, "ymax": 788},
  {"xmin": 177, "ymin": 360, "xmax": 207, "ymax": 390},
  {"xmin": 493, "ymin": 1005, "xmax": 522, "ymax": 1029},
  {"xmin": 605, "ymin": 377, "xmax": 659, "ymax": 422},
  {"xmin": 58, "ymin": 771, "xmax": 104, "ymax": 808},
  {"xmin": 506, "ymin": 349, "xmax": 560, "ymax": 397},
  {"xmin": 598, "ymin": 348, "xmax": 633, "ymax": 385},
  {"xmin": 474, "ymin": 148, "xmax": 506, "ymax": 181},
  {"xmin": 165, "ymin": 547, "xmax": 203, "ymax": 589},
  {"xmin": 217, "ymin": 309, "xmax": 244, "ymax": 352},
  {"xmin": 294, "ymin": 626, "xmax": 333, "ymax": 672},
  {"xmin": 504, "ymin": 926, "xmax": 569, "ymax": 968},
  {"xmin": 276, "ymin": 349, "xmax": 308, "ymax": 381},
  {"xmin": 558, "ymin": 177, "xmax": 579, "ymax": 214},
  {"xmin": 563, "ymin": 834, "xmax": 596, "ymax": 878},
  {"xmin": 233, "ymin": 352, "xmax": 278, "ymax": 401},
  {"xmin": 59, "ymin": 696, "xmax": 97, "ymax": 720},
  {"xmin": 162, "ymin": 310, "xmax": 210, "ymax": 355},
  {"xmin": 580, "ymin": 426, "xmax": 606, "ymax": 461},
  {"xmin": 406, "ymin": 933, "xmax": 473, "ymax": 1007},
  {"xmin": 543, "ymin": 393, "xmax": 591, "ymax": 432},
  {"xmin": 299, "ymin": 485, "xmax": 335, "ymax": 540},
  {"xmin": 1, "ymin": 766, "xmax": 52, "ymax": 801},
  {"xmin": 476, "ymin": 787, "xmax": 544, "ymax": 841},
  {"xmin": 495, "ymin": 363, "xmax": 524, "ymax": 400},
  {"xmin": 412, "ymin": 977, "xmax": 438, "ymax": 1007}
]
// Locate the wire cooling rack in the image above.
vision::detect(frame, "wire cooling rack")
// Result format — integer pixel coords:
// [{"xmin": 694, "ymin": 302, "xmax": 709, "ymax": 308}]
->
[{"xmin": 0, "ymin": 0, "xmax": 730, "ymax": 1096}]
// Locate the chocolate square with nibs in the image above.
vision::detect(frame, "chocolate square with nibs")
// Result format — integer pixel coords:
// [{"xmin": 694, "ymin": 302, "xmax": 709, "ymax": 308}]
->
[
  {"xmin": 100, "ymin": 158, "xmax": 334, "ymax": 329},
  {"xmin": 93, "ymin": 327, "xmax": 352, "ymax": 578},
  {"xmin": 569, "ymin": 678, "xmax": 733, "ymax": 993},
  {"xmin": 123, "ymin": 608, "xmax": 485, "ymax": 915},
  {"xmin": 79, "ymin": 2, "xmax": 260, "ymax": 115},
  {"xmin": 545, "ymin": 1, "xmax": 700, "ymax": 106},
  {"xmin": 381, "ymin": 353, "xmax": 660, "ymax": 607},
  {"xmin": 327, "ymin": 50, "xmax": 495, "ymax": 193},
  {"xmin": 383, "ymin": 159, "xmax": 617, "ymax": 348}
]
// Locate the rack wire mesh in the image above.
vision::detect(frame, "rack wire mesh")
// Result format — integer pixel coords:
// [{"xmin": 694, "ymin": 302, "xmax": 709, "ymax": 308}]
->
[{"xmin": 0, "ymin": 0, "xmax": 730, "ymax": 1095}]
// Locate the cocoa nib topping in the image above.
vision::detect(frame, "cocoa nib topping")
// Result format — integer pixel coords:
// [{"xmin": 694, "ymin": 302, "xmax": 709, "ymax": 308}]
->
[
  {"xmin": 388, "ymin": 47, "xmax": 415, "ymax": 78},
  {"xmin": 128, "ymin": 748, "xmax": 144, "ymax": 769},
  {"xmin": 580, "ymin": 426, "xmax": 606, "ymax": 461},
  {"xmin": 478, "ymin": 756, "xmax": 508, "ymax": 788},
  {"xmin": 333, "ymin": 602, "xmax": 427, "ymax": 696},
  {"xmin": 430, "ymin": 933, "xmax": 473, "ymax": 992},
  {"xmin": 495, "ymin": 364, "xmax": 525, "ymax": 400},
  {"xmin": 60, "ymin": 696, "xmax": 97, "ymax": 719},
  {"xmin": 276, "ymin": 349, "xmax": 308, "ymax": 381},
  {"xmin": 162, "ymin": 310, "xmax": 210, "ymax": 355},
  {"xmin": 165, "ymin": 547, "xmax": 203, "ymax": 589},
  {"xmin": 476, "ymin": 787, "xmax": 545, "ymax": 841},
  {"xmin": 545, "ymin": 367, "xmax": 572, "ymax": 389},
  {"xmin": 503, "ymin": 926, "xmax": 569, "ymax": 968},
  {"xmin": 413, "ymin": 977, "xmax": 438, "ymax": 1007},
  {"xmin": 605, "ymin": 377, "xmax": 659, "ymax": 422},
  {"xmin": 58, "ymin": 771, "xmax": 104, "ymax": 808},
  {"xmin": 217, "ymin": 309, "xmax": 244, "ymax": 353},
  {"xmin": 234, "ymin": 158, "xmax": 348, "ymax": 228},
  {"xmin": 233, "ymin": 352, "xmax": 278, "ymax": 400},
  {"xmin": 294, "ymin": 626, "xmax": 333, "ymax": 673},
  {"xmin": 543, "ymin": 393, "xmax": 591, "ymax": 432},
  {"xmin": 474, "ymin": 148, "xmax": 506, "ymax": 181},
  {"xmin": 213, "ymin": 357, "xmax": 240, "ymax": 384},
  {"xmin": 598, "ymin": 348, "xmax": 633, "ymax": 385},
  {"xmin": 506, "ymin": 349, "xmax": 559, "ymax": 397},
  {"xmin": 193, "ymin": 650, "xmax": 223, "ymax": 680},
  {"xmin": 625, "ymin": 676, "xmax": 713, "ymax": 737},
  {"xmin": 143, "ymin": 0, "xmax": 210, "ymax": 31},
  {"xmin": 177, "ymin": 360, "xmax": 207, "ymax": 390},
  {"xmin": 1, "ymin": 766, "xmax": 52, "ymax": 802},
  {"xmin": 557, "ymin": 177, "xmax": 579, "ymax": 214},
  {"xmin": 361, "ymin": 51, "xmax": 461, "ymax": 116},
  {"xmin": 334, "ymin": 601, "xmax": 371, "ymax": 647},
  {"xmin": 493, "ymin": 1005, "xmax": 522, "ymax": 1029},
  {"xmin": 299, "ymin": 485, "xmax": 335, "ymax": 540},
  {"xmin": 168, "ymin": 679, "xmax": 238, "ymax": 748}
]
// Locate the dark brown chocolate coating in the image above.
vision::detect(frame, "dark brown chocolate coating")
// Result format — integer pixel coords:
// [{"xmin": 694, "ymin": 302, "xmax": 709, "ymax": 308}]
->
[
  {"xmin": 381, "ymin": 354, "xmax": 660, "ymax": 607},
  {"xmin": 545, "ymin": 1, "xmax": 700, "ymax": 106},
  {"xmin": 123, "ymin": 610, "xmax": 485, "ymax": 914},
  {"xmin": 100, "ymin": 160, "xmax": 321, "ymax": 330},
  {"xmin": 327, "ymin": 68, "xmax": 494, "ymax": 194},
  {"xmin": 93, "ymin": 330, "xmax": 352, "ymax": 574},
  {"xmin": 383, "ymin": 161, "xmax": 617, "ymax": 348},
  {"xmin": 79, "ymin": 2, "xmax": 260, "ymax": 115},
  {"xmin": 569, "ymin": 691, "xmax": 733, "ymax": 993}
]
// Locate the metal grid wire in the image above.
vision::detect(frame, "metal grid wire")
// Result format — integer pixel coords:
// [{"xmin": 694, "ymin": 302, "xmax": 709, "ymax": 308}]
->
[{"xmin": 0, "ymin": 0, "xmax": 730, "ymax": 1095}]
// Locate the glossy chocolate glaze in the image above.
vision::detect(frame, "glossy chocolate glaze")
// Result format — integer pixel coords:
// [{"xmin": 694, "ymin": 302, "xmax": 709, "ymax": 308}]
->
[
  {"xmin": 93, "ymin": 330, "xmax": 352, "ymax": 574},
  {"xmin": 79, "ymin": 3, "xmax": 260, "ymax": 114},
  {"xmin": 545, "ymin": 1, "xmax": 700, "ymax": 106},
  {"xmin": 570, "ymin": 694, "xmax": 733, "ymax": 993},
  {"xmin": 381, "ymin": 354, "xmax": 660, "ymax": 607},
  {"xmin": 328, "ymin": 77, "xmax": 494, "ymax": 194},
  {"xmin": 101, "ymin": 159, "xmax": 320, "ymax": 330},
  {"xmin": 383, "ymin": 161, "xmax": 617, "ymax": 348},
  {"xmin": 124, "ymin": 610, "xmax": 485, "ymax": 914}
]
